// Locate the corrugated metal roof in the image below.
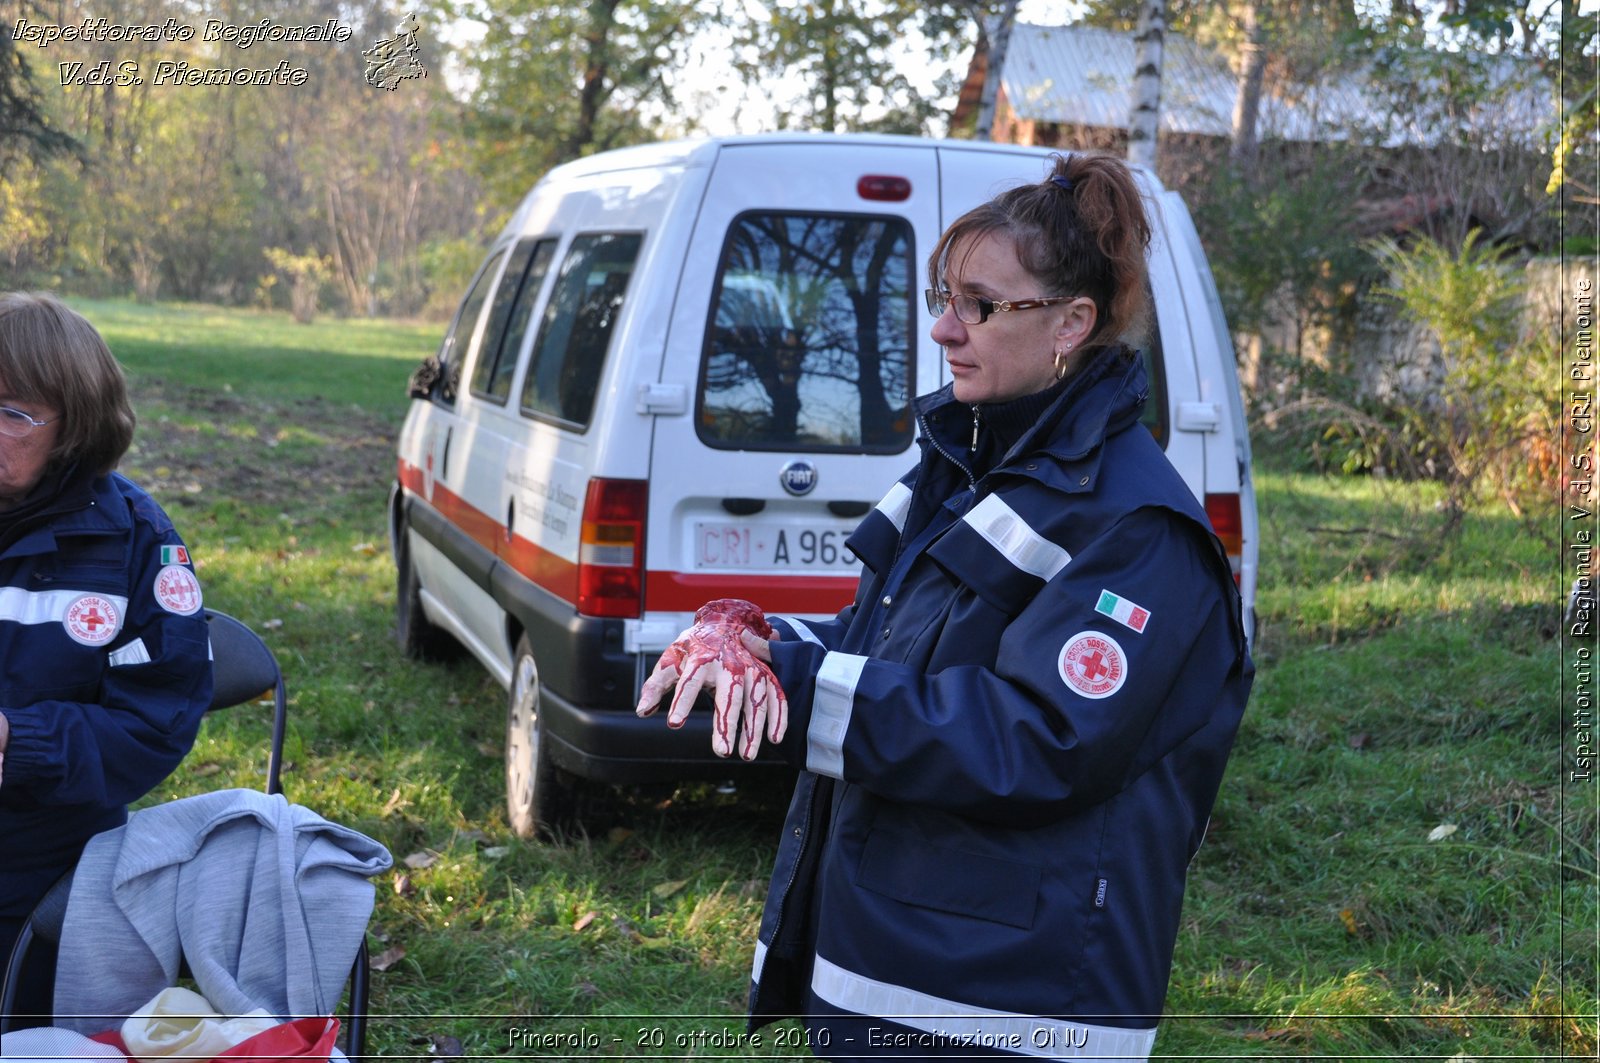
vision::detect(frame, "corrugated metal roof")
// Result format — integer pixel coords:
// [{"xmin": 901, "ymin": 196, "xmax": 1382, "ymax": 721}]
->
[{"xmin": 998, "ymin": 22, "xmax": 1554, "ymax": 149}]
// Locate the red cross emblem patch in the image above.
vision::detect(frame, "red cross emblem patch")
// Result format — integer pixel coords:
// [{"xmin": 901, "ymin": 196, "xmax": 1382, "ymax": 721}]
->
[
  {"xmin": 64, "ymin": 594, "xmax": 122, "ymax": 646},
  {"xmin": 1058, "ymin": 631, "xmax": 1127, "ymax": 700},
  {"xmin": 154, "ymin": 564, "xmax": 203, "ymax": 616}
]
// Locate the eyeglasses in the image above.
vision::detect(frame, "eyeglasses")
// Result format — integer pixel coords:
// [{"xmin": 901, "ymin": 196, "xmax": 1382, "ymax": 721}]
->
[
  {"xmin": 0, "ymin": 406, "xmax": 55, "ymax": 438},
  {"xmin": 924, "ymin": 288, "xmax": 1078, "ymax": 325}
]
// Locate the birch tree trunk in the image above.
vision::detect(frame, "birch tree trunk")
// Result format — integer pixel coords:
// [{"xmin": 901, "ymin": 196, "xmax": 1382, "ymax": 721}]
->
[
  {"xmin": 1230, "ymin": 0, "xmax": 1268, "ymax": 166},
  {"xmin": 1127, "ymin": 0, "xmax": 1165, "ymax": 169},
  {"xmin": 969, "ymin": 0, "xmax": 1020, "ymax": 142}
]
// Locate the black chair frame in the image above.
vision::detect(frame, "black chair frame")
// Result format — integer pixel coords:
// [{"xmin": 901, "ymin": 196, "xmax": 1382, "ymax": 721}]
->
[{"xmin": 0, "ymin": 609, "xmax": 370, "ymax": 1058}]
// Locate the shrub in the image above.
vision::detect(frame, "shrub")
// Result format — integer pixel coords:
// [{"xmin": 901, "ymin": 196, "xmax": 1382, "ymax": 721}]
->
[
  {"xmin": 263, "ymin": 248, "xmax": 335, "ymax": 325},
  {"xmin": 1362, "ymin": 230, "xmax": 1557, "ymax": 518}
]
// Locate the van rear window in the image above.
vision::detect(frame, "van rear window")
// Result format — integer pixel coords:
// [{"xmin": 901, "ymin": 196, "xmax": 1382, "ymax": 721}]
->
[
  {"xmin": 520, "ymin": 233, "xmax": 642, "ymax": 430},
  {"xmin": 699, "ymin": 212, "xmax": 914, "ymax": 453}
]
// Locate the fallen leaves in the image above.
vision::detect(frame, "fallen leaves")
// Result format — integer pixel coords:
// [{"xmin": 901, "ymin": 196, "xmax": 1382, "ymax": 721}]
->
[{"xmin": 370, "ymin": 945, "xmax": 406, "ymax": 972}]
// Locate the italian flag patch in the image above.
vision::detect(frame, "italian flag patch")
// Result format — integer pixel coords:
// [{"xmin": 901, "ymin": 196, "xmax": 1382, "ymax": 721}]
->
[
  {"xmin": 161, "ymin": 545, "xmax": 190, "ymax": 566},
  {"xmin": 1095, "ymin": 589, "xmax": 1150, "ymax": 633}
]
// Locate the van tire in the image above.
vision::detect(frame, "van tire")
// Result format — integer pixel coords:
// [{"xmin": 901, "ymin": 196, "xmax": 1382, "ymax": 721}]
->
[
  {"xmin": 396, "ymin": 534, "xmax": 454, "ymax": 660},
  {"xmin": 506, "ymin": 635, "xmax": 575, "ymax": 839}
]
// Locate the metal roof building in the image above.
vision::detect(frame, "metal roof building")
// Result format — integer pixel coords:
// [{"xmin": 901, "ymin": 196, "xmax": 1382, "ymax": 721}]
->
[{"xmin": 997, "ymin": 22, "xmax": 1555, "ymax": 150}]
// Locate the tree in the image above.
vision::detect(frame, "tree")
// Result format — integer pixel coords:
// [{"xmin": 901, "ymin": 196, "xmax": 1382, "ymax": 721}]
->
[
  {"xmin": 964, "ymin": 0, "xmax": 1019, "ymax": 141},
  {"xmin": 446, "ymin": 0, "xmax": 705, "ymax": 211},
  {"xmin": 735, "ymin": 0, "xmax": 944, "ymax": 135},
  {"xmin": 1127, "ymin": 0, "xmax": 1166, "ymax": 169},
  {"xmin": 1228, "ymin": 0, "xmax": 1267, "ymax": 165},
  {"xmin": 0, "ymin": 5, "xmax": 79, "ymax": 177}
]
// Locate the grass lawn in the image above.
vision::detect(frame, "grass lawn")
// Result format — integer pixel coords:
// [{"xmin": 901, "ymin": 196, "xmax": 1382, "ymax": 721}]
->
[{"xmin": 71, "ymin": 297, "xmax": 1594, "ymax": 1058}]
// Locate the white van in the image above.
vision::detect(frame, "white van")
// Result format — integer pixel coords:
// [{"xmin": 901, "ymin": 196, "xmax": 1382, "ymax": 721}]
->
[{"xmin": 389, "ymin": 133, "xmax": 1257, "ymax": 837}]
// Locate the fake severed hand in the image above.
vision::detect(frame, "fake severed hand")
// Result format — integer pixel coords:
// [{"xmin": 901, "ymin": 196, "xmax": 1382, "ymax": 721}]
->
[{"xmin": 634, "ymin": 598, "xmax": 786, "ymax": 760}]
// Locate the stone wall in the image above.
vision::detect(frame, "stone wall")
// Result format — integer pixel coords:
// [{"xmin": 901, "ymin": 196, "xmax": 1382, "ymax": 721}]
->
[{"xmin": 1238, "ymin": 257, "xmax": 1588, "ymax": 412}]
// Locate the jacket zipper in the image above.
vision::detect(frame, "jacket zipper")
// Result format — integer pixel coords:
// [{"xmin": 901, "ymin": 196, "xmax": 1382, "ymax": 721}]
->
[{"xmin": 916, "ymin": 410, "xmax": 976, "ymax": 491}]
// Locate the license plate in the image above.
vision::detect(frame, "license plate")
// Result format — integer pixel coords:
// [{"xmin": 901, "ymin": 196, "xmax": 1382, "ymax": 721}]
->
[{"xmin": 693, "ymin": 522, "xmax": 858, "ymax": 571}]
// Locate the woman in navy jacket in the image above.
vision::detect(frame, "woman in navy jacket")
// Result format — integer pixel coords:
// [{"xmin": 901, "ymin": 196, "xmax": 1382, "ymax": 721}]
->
[
  {"xmin": 0, "ymin": 293, "xmax": 212, "ymax": 973},
  {"xmin": 640, "ymin": 154, "xmax": 1252, "ymax": 1060}
]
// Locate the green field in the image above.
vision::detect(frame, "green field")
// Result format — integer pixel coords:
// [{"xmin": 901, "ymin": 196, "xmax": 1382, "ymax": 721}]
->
[{"xmin": 73, "ymin": 297, "xmax": 1593, "ymax": 1059}]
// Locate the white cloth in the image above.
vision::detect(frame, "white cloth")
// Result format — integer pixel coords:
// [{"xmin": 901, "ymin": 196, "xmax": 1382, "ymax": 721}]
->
[{"xmin": 120, "ymin": 987, "xmax": 277, "ymax": 1063}]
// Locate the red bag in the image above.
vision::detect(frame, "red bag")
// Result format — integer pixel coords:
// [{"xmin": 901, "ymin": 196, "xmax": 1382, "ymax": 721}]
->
[{"xmin": 216, "ymin": 1017, "xmax": 339, "ymax": 1062}]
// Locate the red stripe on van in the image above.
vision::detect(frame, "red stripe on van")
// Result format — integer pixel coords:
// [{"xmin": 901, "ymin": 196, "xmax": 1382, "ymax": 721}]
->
[{"xmin": 646, "ymin": 572, "xmax": 858, "ymax": 615}]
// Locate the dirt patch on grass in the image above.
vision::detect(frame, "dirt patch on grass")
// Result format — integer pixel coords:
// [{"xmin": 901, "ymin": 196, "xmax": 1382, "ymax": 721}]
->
[{"xmin": 122, "ymin": 380, "xmax": 401, "ymax": 511}]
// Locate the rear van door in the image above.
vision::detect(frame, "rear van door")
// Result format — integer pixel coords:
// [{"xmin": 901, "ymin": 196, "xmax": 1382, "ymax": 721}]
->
[{"xmin": 642, "ymin": 141, "xmax": 942, "ymax": 644}]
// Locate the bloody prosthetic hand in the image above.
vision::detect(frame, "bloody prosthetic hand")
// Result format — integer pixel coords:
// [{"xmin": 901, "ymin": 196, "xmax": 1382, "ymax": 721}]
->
[{"xmin": 634, "ymin": 599, "xmax": 787, "ymax": 760}]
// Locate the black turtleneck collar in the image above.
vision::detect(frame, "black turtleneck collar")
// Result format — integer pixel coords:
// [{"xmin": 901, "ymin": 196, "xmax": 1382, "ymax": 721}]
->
[{"xmin": 968, "ymin": 346, "xmax": 1137, "ymax": 477}]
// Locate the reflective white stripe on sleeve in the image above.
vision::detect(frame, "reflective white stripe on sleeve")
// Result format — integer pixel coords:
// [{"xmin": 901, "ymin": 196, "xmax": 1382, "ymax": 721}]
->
[
  {"xmin": 876, "ymin": 481, "xmax": 914, "ymax": 533},
  {"xmin": 811, "ymin": 954, "xmax": 1157, "ymax": 1061},
  {"xmin": 964, "ymin": 494, "xmax": 1071, "ymax": 581},
  {"xmin": 109, "ymin": 638, "xmax": 151, "ymax": 667},
  {"xmin": 0, "ymin": 586, "xmax": 130, "ymax": 626},
  {"xmin": 777, "ymin": 616, "xmax": 825, "ymax": 647},
  {"xmin": 806, "ymin": 651, "xmax": 867, "ymax": 780},
  {"xmin": 751, "ymin": 938, "xmax": 768, "ymax": 984}
]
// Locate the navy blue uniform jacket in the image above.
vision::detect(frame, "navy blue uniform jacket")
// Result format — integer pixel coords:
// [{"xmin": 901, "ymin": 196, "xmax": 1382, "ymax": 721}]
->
[
  {"xmin": 749, "ymin": 350, "xmax": 1253, "ymax": 1061},
  {"xmin": 0, "ymin": 472, "xmax": 212, "ymax": 923}
]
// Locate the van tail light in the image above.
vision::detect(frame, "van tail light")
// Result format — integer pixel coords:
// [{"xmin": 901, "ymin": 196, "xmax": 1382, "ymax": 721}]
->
[
  {"xmin": 858, "ymin": 175, "xmax": 911, "ymax": 201},
  {"xmin": 1204, "ymin": 493, "xmax": 1244, "ymax": 587},
  {"xmin": 578, "ymin": 478, "xmax": 647, "ymax": 618}
]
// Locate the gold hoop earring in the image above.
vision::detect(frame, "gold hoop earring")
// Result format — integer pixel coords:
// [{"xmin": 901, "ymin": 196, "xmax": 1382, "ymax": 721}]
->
[{"xmin": 1054, "ymin": 342, "xmax": 1073, "ymax": 380}]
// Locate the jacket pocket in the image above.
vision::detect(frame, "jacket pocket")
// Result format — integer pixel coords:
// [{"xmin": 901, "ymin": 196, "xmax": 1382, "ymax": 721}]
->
[{"xmin": 855, "ymin": 828, "xmax": 1041, "ymax": 930}]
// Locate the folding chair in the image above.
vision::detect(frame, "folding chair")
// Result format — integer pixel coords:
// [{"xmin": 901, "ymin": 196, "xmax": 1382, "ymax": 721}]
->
[{"xmin": 0, "ymin": 609, "xmax": 372, "ymax": 1059}]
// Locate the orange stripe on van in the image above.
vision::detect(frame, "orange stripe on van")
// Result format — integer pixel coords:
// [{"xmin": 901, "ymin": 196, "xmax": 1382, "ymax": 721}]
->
[
  {"xmin": 400, "ymin": 461, "xmax": 858, "ymax": 617},
  {"xmin": 502, "ymin": 529, "xmax": 581, "ymax": 602},
  {"xmin": 399, "ymin": 459, "xmax": 580, "ymax": 600},
  {"xmin": 398, "ymin": 460, "xmax": 498, "ymax": 555}
]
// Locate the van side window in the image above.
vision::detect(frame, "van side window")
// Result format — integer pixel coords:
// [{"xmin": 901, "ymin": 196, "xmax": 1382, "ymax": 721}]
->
[
  {"xmin": 519, "ymin": 233, "xmax": 642, "ymax": 429},
  {"xmin": 1137, "ymin": 331, "xmax": 1170, "ymax": 449},
  {"xmin": 699, "ymin": 212, "xmax": 914, "ymax": 453},
  {"xmin": 470, "ymin": 238, "xmax": 557, "ymax": 405},
  {"xmin": 436, "ymin": 248, "xmax": 508, "ymax": 407}
]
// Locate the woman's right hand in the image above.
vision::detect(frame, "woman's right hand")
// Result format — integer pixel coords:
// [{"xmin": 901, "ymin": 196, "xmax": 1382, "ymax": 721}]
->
[{"xmin": 634, "ymin": 599, "xmax": 787, "ymax": 761}]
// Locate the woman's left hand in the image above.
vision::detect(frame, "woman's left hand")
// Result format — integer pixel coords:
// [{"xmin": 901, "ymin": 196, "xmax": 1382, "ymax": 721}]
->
[{"xmin": 634, "ymin": 599, "xmax": 787, "ymax": 760}]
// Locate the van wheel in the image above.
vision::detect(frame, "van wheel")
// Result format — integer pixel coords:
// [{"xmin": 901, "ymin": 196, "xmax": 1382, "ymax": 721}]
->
[
  {"xmin": 506, "ymin": 636, "xmax": 575, "ymax": 839},
  {"xmin": 396, "ymin": 534, "xmax": 453, "ymax": 660}
]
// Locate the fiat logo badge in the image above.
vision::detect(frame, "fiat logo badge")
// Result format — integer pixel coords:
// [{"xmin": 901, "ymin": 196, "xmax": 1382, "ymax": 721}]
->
[{"xmin": 780, "ymin": 460, "xmax": 817, "ymax": 497}]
